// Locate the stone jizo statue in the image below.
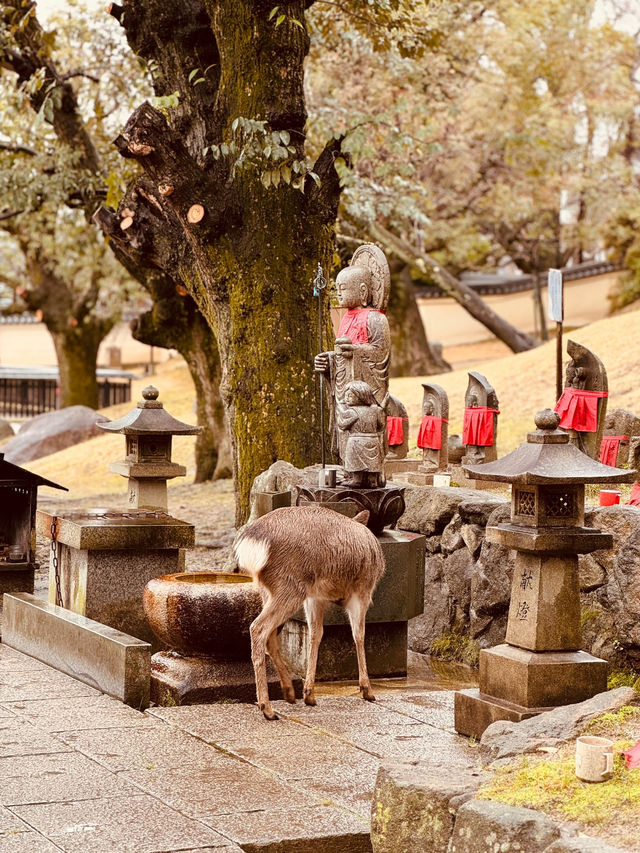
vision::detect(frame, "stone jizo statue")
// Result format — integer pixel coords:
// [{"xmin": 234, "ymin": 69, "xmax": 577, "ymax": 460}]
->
[
  {"xmin": 314, "ymin": 244, "xmax": 391, "ymax": 474},
  {"xmin": 336, "ymin": 381, "xmax": 386, "ymax": 488}
]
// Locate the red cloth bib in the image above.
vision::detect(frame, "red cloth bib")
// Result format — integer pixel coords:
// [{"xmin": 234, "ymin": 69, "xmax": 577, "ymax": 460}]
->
[
  {"xmin": 462, "ymin": 407, "xmax": 499, "ymax": 447},
  {"xmin": 417, "ymin": 415, "xmax": 447, "ymax": 450},
  {"xmin": 554, "ymin": 388, "xmax": 608, "ymax": 432},
  {"xmin": 629, "ymin": 483, "xmax": 640, "ymax": 507},
  {"xmin": 337, "ymin": 308, "xmax": 385, "ymax": 344},
  {"xmin": 599, "ymin": 435, "xmax": 628, "ymax": 467},
  {"xmin": 387, "ymin": 417, "xmax": 407, "ymax": 446}
]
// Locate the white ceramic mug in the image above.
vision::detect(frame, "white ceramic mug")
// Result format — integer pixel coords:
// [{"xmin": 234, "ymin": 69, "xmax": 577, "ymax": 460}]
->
[{"xmin": 575, "ymin": 735, "xmax": 614, "ymax": 782}]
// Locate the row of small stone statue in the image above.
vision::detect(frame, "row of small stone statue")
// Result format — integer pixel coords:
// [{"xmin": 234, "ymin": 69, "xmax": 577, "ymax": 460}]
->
[{"xmin": 389, "ymin": 371, "xmax": 500, "ymax": 478}]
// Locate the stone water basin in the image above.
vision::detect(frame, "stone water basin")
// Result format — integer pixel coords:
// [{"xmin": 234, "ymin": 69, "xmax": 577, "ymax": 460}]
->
[{"xmin": 143, "ymin": 571, "xmax": 262, "ymax": 658}]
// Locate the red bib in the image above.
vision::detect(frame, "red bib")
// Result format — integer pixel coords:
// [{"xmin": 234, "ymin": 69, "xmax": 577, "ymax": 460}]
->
[
  {"xmin": 462, "ymin": 407, "xmax": 499, "ymax": 447},
  {"xmin": 417, "ymin": 416, "xmax": 447, "ymax": 450}
]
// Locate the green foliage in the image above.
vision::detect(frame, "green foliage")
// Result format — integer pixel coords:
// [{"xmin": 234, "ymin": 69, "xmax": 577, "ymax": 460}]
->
[{"xmin": 606, "ymin": 672, "xmax": 640, "ymax": 693}]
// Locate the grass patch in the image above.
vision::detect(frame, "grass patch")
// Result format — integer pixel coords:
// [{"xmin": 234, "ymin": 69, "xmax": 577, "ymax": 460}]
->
[
  {"xmin": 430, "ymin": 631, "xmax": 479, "ymax": 667},
  {"xmin": 607, "ymin": 671, "xmax": 640, "ymax": 693},
  {"xmin": 478, "ymin": 706, "xmax": 640, "ymax": 850}
]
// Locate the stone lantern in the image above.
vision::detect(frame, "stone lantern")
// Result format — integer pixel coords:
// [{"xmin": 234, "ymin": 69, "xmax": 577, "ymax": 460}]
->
[
  {"xmin": 98, "ymin": 385, "xmax": 200, "ymax": 511},
  {"xmin": 454, "ymin": 409, "xmax": 636, "ymax": 740}
]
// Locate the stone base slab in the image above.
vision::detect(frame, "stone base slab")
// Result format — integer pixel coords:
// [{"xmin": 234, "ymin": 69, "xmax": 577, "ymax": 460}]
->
[
  {"xmin": 150, "ymin": 651, "xmax": 303, "ymax": 706},
  {"xmin": 454, "ymin": 688, "xmax": 547, "ymax": 739},
  {"xmin": 1, "ymin": 592, "xmax": 150, "ymax": 709},
  {"xmin": 384, "ymin": 458, "xmax": 421, "ymax": 476},
  {"xmin": 479, "ymin": 644, "xmax": 608, "ymax": 709},
  {"xmin": 281, "ymin": 620, "xmax": 408, "ymax": 681}
]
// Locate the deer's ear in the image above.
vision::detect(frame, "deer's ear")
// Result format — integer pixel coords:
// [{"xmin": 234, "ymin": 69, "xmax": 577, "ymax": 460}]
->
[{"xmin": 353, "ymin": 510, "xmax": 370, "ymax": 526}]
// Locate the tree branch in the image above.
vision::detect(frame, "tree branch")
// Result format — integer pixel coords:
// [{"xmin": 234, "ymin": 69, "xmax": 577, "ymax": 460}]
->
[{"xmin": 0, "ymin": 142, "xmax": 38, "ymax": 156}]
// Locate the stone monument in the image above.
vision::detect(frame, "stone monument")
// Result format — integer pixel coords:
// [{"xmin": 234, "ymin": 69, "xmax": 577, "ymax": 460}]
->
[
  {"xmin": 554, "ymin": 339, "xmax": 608, "ymax": 459},
  {"xmin": 408, "ymin": 383, "xmax": 449, "ymax": 485},
  {"xmin": 285, "ymin": 245, "xmax": 425, "ymax": 680},
  {"xmin": 36, "ymin": 387, "xmax": 199, "ymax": 646},
  {"xmin": 599, "ymin": 408, "xmax": 640, "ymax": 468},
  {"xmin": 454, "ymin": 409, "xmax": 636, "ymax": 740},
  {"xmin": 462, "ymin": 371, "xmax": 500, "ymax": 465}
]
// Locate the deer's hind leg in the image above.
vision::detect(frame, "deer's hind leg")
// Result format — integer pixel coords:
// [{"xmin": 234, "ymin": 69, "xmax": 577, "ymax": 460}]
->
[
  {"xmin": 303, "ymin": 597, "xmax": 327, "ymax": 707},
  {"xmin": 267, "ymin": 628, "xmax": 296, "ymax": 704},
  {"xmin": 344, "ymin": 593, "xmax": 375, "ymax": 702},
  {"xmin": 250, "ymin": 589, "xmax": 303, "ymax": 720}
]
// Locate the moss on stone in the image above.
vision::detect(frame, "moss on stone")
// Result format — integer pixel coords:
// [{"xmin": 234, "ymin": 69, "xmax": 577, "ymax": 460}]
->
[
  {"xmin": 607, "ymin": 671, "xmax": 640, "ymax": 693},
  {"xmin": 477, "ymin": 706, "xmax": 640, "ymax": 850},
  {"xmin": 430, "ymin": 631, "xmax": 480, "ymax": 667}
]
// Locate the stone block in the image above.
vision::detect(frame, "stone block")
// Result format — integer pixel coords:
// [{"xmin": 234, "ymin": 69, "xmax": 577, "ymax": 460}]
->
[
  {"xmin": 150, "ymin": 652, "xmax": 303, "ymax": 706},
  {"xmin": 2, "ymin": 593, "xmax": 150, "ymax": 709},
  {"xmin": 479, "ymin": 644, "xmax": 608, "ymax": 709},
  {"xmin": 454, "ymin": 688, "xmax": 540, "ymax": 740},
  {"xmin": 480, "ymin": 686, "xmax": 637, "ymax": 762},
  {"xmin": 384, "ymin": 458, "xmax": 421, "ymax": 476},
  {"xmin": 449, "ymin": 799, "xmax": 565, "ymax": 853},
  {"xmin": 370, "ymin": 760, "xmax": 485, "ymax": 853},
  {"xmin": 36, "ymin": 510, "xmax": 195, "ymax": 550},
  {"xmin": 254, "ymin": 490, "xmax": 292, "ymax": 517},
  {"xmin": 505, "ymin": 553, "xmax": 582, "ymax": 652},
  {"xmin": 49, "ymin": 545, "xmax": 185, "ymax": 647},
  {"xmin": 280, "ymin": 620, "xmax": 408, "ymax": 681}
]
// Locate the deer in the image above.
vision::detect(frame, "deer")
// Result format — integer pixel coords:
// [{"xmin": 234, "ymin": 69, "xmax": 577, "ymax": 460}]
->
[{"xmin": 233, "ymin": 504, "xmax": 385, "ymax": 720}]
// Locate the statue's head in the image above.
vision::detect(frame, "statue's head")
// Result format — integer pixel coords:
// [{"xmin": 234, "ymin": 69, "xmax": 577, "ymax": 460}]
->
[
  {"xmin": 336, "ymin": 267, "xmax": 371, "ymax": 309},
  {"xmin": 424, "ymin": 399, "xmax": 435, "ymax": 416},
  {"xmin": 345, "ymin": 380, "xmax": 376, "ymax": 407}
]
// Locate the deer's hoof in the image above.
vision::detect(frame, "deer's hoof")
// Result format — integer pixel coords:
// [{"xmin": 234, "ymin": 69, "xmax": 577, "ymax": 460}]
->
[
  {"xmin": 260, "ymin": 703, "xmax": 279, "ymax": 721},
  {"xmin": 283, "ymin": 687, "xmax": 297, "ymax": 704},
  {"xmin": 361, "ymin": 687, "xmax": 376, "ymax": 702},
  {"xmin": 303, "ymin": 689, "xmax": 317, "ymax": 707}
]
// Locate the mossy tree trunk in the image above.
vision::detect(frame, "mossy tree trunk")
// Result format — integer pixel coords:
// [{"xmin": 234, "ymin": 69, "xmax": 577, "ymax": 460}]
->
[
  {"xmin": 50, "ymin": 327, "xmax": 105, "ymax": 409},
  {"xmin": 97, "ymin": 0, "xmax": 343, "ymax": 522},
  {"xmin": 388, "ymin": 260, "xmax": 451, "ymax": 377}
]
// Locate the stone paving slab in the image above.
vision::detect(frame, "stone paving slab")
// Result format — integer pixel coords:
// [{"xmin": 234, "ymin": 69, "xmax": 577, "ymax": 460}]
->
[
  {"xmin": 119, "ymin": 761, "xmax": 320, "ymax": 819},
  {"xmin": 57, "ymin": 725, "xmax": 227, "ymax": 772},
  {"xmin": 12, "ymin": 794, "xmax": 233, "ymax": 853},
  {"xmin": 0, "ymin": 669, "xmax": 100, "ymax": 703},
  {"xmin": 0, "ymin": 718, "xmax": 73, "ymax": 758},
  {"xmin": 0, "ymin": 752, "xmax": 133, "ymax": 806},
  {"xmin": 0, "ymin": 833, "xmax": 64, "ymax": 852},
  {"xmin": 0, "ymin": 640, "xmax": 479, "ymax": 852},
  {"xmin": 3, "ymin": 694, "xmax": 162, "ymax": 733}
]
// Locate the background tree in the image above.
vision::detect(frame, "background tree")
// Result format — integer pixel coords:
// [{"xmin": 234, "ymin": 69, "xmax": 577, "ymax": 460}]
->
[{"xmin": 0, "ymin": 0, "xmax": 230, "ymax": 476}]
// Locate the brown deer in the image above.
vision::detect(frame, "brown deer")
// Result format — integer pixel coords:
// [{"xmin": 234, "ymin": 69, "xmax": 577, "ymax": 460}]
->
[{"xmin": 233, "ymin": 504, "xmax": 385, "ymax": 720}]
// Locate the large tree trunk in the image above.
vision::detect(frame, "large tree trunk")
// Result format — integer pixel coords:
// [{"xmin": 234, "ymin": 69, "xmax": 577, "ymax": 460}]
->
[
  {"xmin": 371, "ymin": 223, "xmax": 539, "ymax": 353},
  {"xmin": 50, "ymin": 324, "xmax": 105, "ymax": 409},
  {"xmin": 388, "ymin": 260, "xmax": 451, "ymax": 376},
  {"xmin": 98, "ymin": 0, "xmax": 343, "ymax": 523}
]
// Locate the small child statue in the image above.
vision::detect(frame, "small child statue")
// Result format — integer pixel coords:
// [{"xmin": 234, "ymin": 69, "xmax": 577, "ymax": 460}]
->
[{"xmin": 336, "ymin": 380, "xmax": 386, "ymax": 488}]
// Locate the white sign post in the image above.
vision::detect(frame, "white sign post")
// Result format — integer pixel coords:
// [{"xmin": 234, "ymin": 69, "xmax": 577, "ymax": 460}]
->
[{"xmin": 548, "ymin": 269, "xmax": 564, "ymax": 400}]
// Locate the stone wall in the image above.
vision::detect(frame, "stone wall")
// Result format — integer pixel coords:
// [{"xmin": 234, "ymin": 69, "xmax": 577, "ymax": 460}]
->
[{"xmin": 398, "ymin": 485, "xmax": 640, "ymax": 670}]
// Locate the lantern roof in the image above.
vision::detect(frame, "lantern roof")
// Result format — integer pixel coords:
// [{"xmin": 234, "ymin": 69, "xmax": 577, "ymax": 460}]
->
[
  {"xmin": 464, "ymin": 409, "xmax": 636, "ymax": 486},
  {"xmin": 98, "ymin": 386, "xmax": 201, "ymax": 436},
  {"xmin": 0, "ymin": 454, "xmax": 67, "ymax": 491}
]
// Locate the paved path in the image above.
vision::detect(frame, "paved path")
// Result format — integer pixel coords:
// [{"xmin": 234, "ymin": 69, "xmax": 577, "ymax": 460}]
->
[{"xmin": 0, "ymin": 643, "xmax": 480, "ymax": 853}]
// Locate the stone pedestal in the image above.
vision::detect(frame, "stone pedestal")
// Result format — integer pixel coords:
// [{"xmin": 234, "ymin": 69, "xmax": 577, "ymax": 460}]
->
[
  {"xmin": 254, "ymin": 490, "xmax": 292, "ymax": 518},
  {"xmin": 384, "ymin": 459, "xmax": 421, "ymax": 479},
  {"xmin": 282, "ymin": 529, "xmax": 425, "ymax": 681},
  {"xmin": 37, "ymin": 509, "xmax": 194, "ymax": 648},
  {"xmin": 149, "ymin": 652, "xmax": 303, "ymax": 706}
]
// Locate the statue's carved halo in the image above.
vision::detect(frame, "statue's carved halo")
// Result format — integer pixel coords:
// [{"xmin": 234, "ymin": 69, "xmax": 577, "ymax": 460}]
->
[{"xmin": 350, "ymin": 243, "xmax": 390, "ymax": 311}]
